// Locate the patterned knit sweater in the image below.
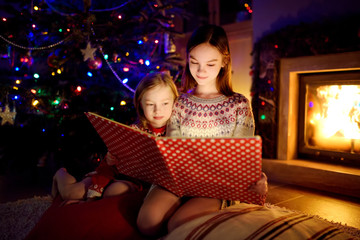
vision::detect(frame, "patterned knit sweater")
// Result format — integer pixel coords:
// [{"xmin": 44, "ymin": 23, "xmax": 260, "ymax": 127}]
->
[
  {"xmin": 167, "ymin": 93, "xmax": 254, "ymax": 138},
  {"xmin": 167, "ymin": 92, "xmax": 256, "ymax": 208}
]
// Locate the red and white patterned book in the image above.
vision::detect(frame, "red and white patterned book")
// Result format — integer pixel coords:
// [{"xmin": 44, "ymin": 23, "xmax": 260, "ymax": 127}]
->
[{"xmin": 85, "ymin": 112, "xmax": 264, "ymax": 205}]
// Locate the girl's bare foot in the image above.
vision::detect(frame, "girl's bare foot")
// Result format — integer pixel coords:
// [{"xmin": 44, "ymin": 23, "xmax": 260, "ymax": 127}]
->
[{"xmin": 51, "ymin": 168, "xmax": 67, "ymax": 199}]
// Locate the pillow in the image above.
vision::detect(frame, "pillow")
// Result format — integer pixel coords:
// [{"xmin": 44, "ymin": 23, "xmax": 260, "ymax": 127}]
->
[
  {"xmin": 164, "ymin": 203, "xmax": 354, "ymax": 240},
  {"xmin": 25, "ymin": 191, "xmax": 148, "ymax": 240}
]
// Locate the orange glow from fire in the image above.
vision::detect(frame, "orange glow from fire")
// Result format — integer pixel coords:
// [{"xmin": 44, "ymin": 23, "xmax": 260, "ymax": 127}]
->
[{"xmin": 306, "ymin": 85, "xmax": 360, "ymax": 153}]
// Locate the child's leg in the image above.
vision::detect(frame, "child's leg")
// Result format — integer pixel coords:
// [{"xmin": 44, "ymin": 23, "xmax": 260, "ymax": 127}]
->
[
  {"xmin": 51, "ymin": 168, "xmax": 92, "ymax": 200},
  {"xmin": 167, "ymin": 197, "xmax": 221, "ymax": 232},
  {"xmin": 137, "ymin": 185, "xmax": 181, "ymax": 236},
  {"xmin": 102, "ymin": 180, "xmax": 138, "ymax": 198}
]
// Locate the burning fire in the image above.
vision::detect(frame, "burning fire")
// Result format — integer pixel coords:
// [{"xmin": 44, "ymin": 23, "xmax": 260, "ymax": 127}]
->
[{"xmin": 306, "ymin": 85, "xmax": 360, "ymax": 153}]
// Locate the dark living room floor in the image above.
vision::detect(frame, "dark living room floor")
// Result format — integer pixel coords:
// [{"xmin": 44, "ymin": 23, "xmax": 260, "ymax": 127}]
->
[{"xmin": 1, "ymin": 171, "xmax": 360, "ymax": 230}]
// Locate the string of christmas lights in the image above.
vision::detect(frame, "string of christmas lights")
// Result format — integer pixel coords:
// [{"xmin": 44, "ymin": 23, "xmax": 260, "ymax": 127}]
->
[
  {"xmin": 0, "ymin": 34, "xmax": 71, "ymax": 51},
  {"xmin": 44, "ymin": 0, "xmax": 132, "ymax": 15},
  {"xmin": 99, "ymin": 46, "xmax": 135, "ymax": 93},
  {"xmin": 89, "ymin": 26, "xmax": 136, "ymax": 93}
]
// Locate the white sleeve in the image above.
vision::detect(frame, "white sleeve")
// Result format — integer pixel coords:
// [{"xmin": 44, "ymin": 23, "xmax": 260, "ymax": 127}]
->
[
  {"xmin": 166, "ymin": 105, "xmax": 181, "ymax": 137},
  {"xmin": 233, "ymin": 98, "xmax": 255, "ymax": 137}
]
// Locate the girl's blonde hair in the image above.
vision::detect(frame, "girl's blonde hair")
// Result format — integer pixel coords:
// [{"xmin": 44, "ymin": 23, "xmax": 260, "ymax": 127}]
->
[
  {"xmin": 134, "ymin": 72, "xmax": 179, "ymax": 128},
  {"xmin": 182, "ymin": 24, "xmax": 234, "ymax": 96}
]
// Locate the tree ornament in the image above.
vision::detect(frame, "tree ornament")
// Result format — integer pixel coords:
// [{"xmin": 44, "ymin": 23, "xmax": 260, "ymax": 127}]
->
[
  {"xmin": 164, "ymin": 33, "xmax": 176, "ymax": 54},
  {"xmin": 47, "ymin": 54, "xmax": 60, "ymax": 68},
  {"xmin": 112, "ymin": 53, "xmax": 119, "ymax": 62},
  {"xmin": 87, "ymin": 56, "xmax": 102, "ymax": 69},
  {"xmin": 81, "ymin": 42, "xmax": 97, "ymax": 61},
  {"xmin": 0, "ymin": 105, "xmax": 16, "ymax": 125},
  {"xmin": 20, "ymin": 54, "xmax": 33, "ymax": 67}
]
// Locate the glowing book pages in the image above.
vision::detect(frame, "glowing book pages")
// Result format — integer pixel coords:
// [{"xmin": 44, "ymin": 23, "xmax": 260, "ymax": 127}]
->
[{"xmin": 85, "ymin": 112, "xmax": 264, "ymax": 205}]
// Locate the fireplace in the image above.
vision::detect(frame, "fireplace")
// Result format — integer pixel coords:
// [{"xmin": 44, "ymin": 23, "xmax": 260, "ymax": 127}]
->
[
  {"xmin": 298, "ymin": 71, "xmax": 360, "ymax": 165},
  {"xmin": 277, "ymin": 51, "xmax": 360, "ymax": 162},
  {"xmin": 262, "ymin": 51, "xmax": 360, "ymax": 198}
]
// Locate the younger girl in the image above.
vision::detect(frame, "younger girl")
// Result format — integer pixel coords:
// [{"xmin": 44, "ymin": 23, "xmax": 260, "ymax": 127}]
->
[
  {"xmin": 51, "ymin": 72, "xmax": 179, "ymax": 202},
  {"xmin": 137, "ymin": 25, "xmax": 268, "ymax": 236}
]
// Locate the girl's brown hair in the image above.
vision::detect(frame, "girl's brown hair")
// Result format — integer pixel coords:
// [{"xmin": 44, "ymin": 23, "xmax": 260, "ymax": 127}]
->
[
  {"xmin": 134, "ymin": 72, "xmax": 179, "ymax": 128},
  {"xmin": 182, "ymin": 24, "xmax": 234, "ymax": 96}
]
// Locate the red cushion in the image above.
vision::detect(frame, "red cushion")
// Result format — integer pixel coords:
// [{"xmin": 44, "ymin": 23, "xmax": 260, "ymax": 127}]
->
[{"xmin": 25, "ymin": 191, "xmax": 148, "ymax": 240}]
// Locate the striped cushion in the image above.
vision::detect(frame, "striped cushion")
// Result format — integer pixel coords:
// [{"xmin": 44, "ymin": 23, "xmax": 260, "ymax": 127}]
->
[{"xmin": 164, "ymin": 203, "xmax": 353, "ymax": 240}]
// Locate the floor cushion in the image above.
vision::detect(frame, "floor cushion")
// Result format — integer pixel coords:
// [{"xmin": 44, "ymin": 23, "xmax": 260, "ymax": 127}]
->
[
  {"xmin": 25, "ymin": 190, "xmax": 149, "ymax": 240},
  {"xmin": 164, "ymin": 203, "xmax": 355, "ymax": 240}
]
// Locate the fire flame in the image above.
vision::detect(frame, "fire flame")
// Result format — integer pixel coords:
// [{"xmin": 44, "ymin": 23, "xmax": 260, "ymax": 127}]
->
[
  {"xmin": 307, "ymin": 85, "xmax": 360, "ymax": 153},
  {"xmin": 315, "ymin": 85, "xmax": 360, "ymax": 139}
]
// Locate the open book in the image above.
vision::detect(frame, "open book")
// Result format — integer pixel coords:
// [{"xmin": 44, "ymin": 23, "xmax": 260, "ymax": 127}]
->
[{"xmin": 85, "ymin": 112, "xmax": 264, "ymax": 205}]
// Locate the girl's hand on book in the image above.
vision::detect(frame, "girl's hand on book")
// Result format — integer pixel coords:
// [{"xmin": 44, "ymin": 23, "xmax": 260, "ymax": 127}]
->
[
  {"xmin": 249, "ymin": 172, "xmax": 268, "ymax": 196},
  {"xmin": 105, "ymin": 152, "xmax": 117, "ymax": 165}
]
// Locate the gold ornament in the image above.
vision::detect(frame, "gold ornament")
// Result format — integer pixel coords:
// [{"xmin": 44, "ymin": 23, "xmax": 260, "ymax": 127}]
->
[
  {"xmin": 81, "ymin": 42, "xmax": 97, "ymax": 61},
  {"xmin": 0, "ymin": 105, "xmax": 16, "ymax": 125}
]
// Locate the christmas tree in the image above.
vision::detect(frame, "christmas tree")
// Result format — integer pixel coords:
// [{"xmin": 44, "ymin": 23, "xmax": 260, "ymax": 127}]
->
[{"xmin": 0, "ymin": 0, "xmax": 186, "ymax": 177}]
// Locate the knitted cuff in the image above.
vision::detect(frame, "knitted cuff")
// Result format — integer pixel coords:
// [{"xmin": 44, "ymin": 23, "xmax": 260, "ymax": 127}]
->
[
  {"xmin": 86, "ymin": 174, "xmax": 112, "ymax": 199},
  {"xmin": 87, "ymin": 187, "xmax": 103, "ymax": 199}
]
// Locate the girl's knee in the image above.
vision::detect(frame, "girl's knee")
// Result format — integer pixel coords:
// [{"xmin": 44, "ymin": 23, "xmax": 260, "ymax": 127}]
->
[
  {"xmin": 137, "ymin": 207, "xmax": 164, "ymax": 236},
  {"xmin": 137, "ymin": 193, "xmax": 181, "ymax": 236},
  {"xmin": 54, "ymin": 167, "xmax": 66, "ymax": 179},
  {"xmin": 102, "ymin": 181, "xmax": 130, "ymax": 198}
]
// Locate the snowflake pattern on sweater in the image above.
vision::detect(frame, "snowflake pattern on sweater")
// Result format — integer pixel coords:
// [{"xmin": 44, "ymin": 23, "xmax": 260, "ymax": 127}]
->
[{"xmin": 167, "ymin": 93, "xmax": 254, "ymax": 138}]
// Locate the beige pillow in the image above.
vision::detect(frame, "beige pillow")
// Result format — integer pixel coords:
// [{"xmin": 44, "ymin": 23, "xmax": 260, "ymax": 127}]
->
[{"xmin": 164, "ymin": 203, "xmax": 354, "ymax": 240}]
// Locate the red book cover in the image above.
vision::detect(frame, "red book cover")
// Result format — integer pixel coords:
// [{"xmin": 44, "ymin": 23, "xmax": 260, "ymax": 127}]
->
[{"xmin": 85, "ymin": 112, "xmax": 264, "ymax": 205}]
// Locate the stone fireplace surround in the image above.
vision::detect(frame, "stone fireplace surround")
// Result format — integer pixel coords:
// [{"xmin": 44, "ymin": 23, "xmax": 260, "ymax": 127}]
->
[{"xmin": 262, "ymin": 51, "xmax": 360, "ymax": 199}]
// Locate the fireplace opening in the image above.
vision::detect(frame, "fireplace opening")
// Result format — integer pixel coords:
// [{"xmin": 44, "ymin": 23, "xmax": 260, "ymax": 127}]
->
[{"xmin": 298, "ymin": 70, "xmax": 360, "ymax": 166}]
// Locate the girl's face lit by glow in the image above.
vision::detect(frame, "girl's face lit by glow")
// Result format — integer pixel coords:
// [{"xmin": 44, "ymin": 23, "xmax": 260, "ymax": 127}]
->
[
  {"xmin": 189, "ymin": 43, "xmax": 224, "ymax": 88},
  {"xmin": 141, "ymin": 84, "xmax": 175, "ymax": 128}
]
